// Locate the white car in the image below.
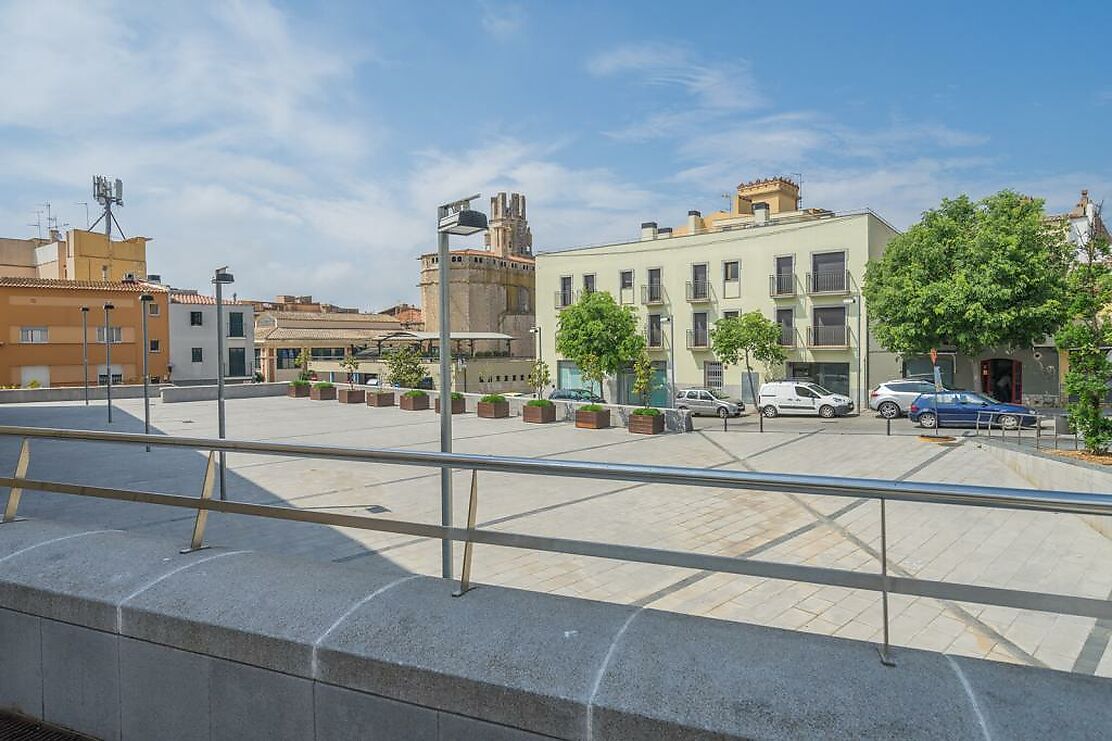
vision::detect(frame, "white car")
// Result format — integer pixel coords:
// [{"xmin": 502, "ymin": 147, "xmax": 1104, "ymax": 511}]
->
[{"xmin": 758, "ymin": 381, "xmax": 854, "ymax": 418}]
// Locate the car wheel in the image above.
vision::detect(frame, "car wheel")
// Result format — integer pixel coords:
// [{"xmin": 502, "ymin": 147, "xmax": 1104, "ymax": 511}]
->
[
  {"xmin": 998, "ymin": 414, "xmax": 1019, "ymax": 430},
  {"xmin": 819, "ymin": 405, "xmax": 836, "ymax": 419},
  {"xmin": 878, "ymin": 401, "xmax": 900, "ymax": 419},
  {"xmin": 761, "ymin": 405, "xmax": 778, "ymax": 418},
  {"xmin": 918, "ymin": 412, "xmax": 937, "ymax": 429},
  {"xmin": 717, "ymin": 406, "xmax": 729, "ymax": 418}
]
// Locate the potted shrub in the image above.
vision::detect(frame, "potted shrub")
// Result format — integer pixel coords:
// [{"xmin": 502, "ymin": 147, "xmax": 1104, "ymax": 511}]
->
[
  {"xmin": 435, "ymin": 391, "xmax": 466, "ymax": 414},
  {"xmin": 337, "ymin": 352, "xmax": 365, "ymax": 403},
  {"xmin": 523, "ymin": 398, "xmax": 556, "ymax": 424},
  {"xmin": 288, "ymin": 379, "xmax": 310, "ymax": 398},
  {"xmin": 366, "ymin": 386, "xmax": 395, "ymax": 407},
  {"xmin": 310, "ymin": 381, "xmax": 336, "ymax": 401},
  {"xmin": 629, "ymin": 407, "xmax": 664, "ymax": 434},
  {"xmin": 477, "ymin": 393, "xmax": 509, "ymax": 419},
  {"xmin": 399, "ymin": 389, "xmax": 429, "ymax": 411},
  {"xmin": 575, "ymin": 403, "xmax": 610, "ymax": 429}
]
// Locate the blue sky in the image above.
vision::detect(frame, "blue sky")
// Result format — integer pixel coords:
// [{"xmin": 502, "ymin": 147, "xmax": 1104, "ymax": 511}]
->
[{"xmin": 1, "ymin": 0, "xmax": 1108, "ymax": 309}]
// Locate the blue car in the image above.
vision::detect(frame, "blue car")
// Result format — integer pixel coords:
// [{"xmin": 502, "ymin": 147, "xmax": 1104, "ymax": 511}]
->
[{"xmin": 908, "ymin": 391, "xmax": 1037, "ymax": 430}]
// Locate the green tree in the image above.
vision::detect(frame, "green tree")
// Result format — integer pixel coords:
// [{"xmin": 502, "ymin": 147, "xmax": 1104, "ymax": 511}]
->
[
  {"xmin": 294, "ymin": 348, "xmax": 311, "ymax": 381},
  {"xmin": 527, "ymin": 359, "xmax": 552, "ymax": 398},
  {"xmin": 339, "ymin": 352, "xmax": 360, "ymax": 388},
  {"xmin": 631, "ymin": 350, "xmax": 658, "ymax": 408},
  {"xmin": 1056, "ymin": 234, "xmax": 1112, "ymax": 453},
  {"xmin": 555, "ymin": 290, "xmax": 645, "ymax": 397},
  {"xmin": 709, "ymin": 311, "xmax": 787, "ymax": 407},
  {"xmin": 864, "ymin": 191, "xmax": 1071, "ymax": 390},
  {"xmin": 384, "ymin": 346, "xmax": 426, "ymax": 389}
]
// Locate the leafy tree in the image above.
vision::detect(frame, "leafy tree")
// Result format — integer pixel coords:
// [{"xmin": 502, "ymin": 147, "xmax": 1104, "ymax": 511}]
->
[
  {"xmin": 527, "ymin": 359, "xmax": 552, "ymax": 398},
  {"xmin": 1056, "ymin": 234, "xmax": 1112, "ymax": 453},
  {"xmin": 709, "ymin": 311, "xmax": 787, "ymax": 407},
  {"xmin": 555, "ymin": 291, "xmax": 644, "ymax": 397},
  {"xmin": 339, "ymin": 352, "xmax": 360, "ymax": 388},
  {"xmin": 631, "ymin": 350, "xmax": 658, "ymax": 408},
  {"xmin": 294, "ymin": 348, "xmax": 311, "ymax": 381},
  {"xmin": 864, "ymin": 191, "xmax": 1071, "ymax": 390},
  {"xmin": 384, "ymin": 346, "xmax": 426, "ymax": 389}
]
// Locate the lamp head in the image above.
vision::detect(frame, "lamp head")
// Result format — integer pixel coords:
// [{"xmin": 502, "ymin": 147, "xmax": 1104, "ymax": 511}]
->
[{"xmin": 103, "ymin": 302, "xmax": 115, "ymax": 311}]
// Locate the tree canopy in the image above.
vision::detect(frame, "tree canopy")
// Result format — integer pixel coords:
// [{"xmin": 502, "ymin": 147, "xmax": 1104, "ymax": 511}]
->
[
  {"xmin": 383, "ymin": 346, "xmax": 426, "ymax": 389},
  {"xmin": 555, "ymin": 290, "xmax": 645, "ymax": 395},
  {"xmin": 864, "ymin": 191, "xmax": 1071, "ymax": 382},
  {"xmin": 709, "ymin": 311, "xmax": 787, "ymax": 405}
]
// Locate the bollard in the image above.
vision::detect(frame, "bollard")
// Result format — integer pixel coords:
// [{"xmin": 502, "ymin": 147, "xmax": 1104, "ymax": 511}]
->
[
  {"xmin": 724, "ymin": 414, "xmax": 728, "ymax": 432},
  {"xmin": 759, "ymin": 410, "xmax": 764, "ymax": 433},
  {"xmin": 886, "ymin": 416, "xmax": 891, "ymax": 436}
]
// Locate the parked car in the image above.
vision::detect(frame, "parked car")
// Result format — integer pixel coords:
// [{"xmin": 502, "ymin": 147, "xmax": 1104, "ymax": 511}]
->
[
  {"xmin": 549, "ymin": 388, "xmax": 605, "ymax": 403},
  {"xmin": 758, "ymin": 381, "xmax": 854, "ymax": 418},
  {"xmin": 907, "ymin": 391, "xmax": 1037, "ymax": 429},
  {"xmin": 674, "ymin": 388, "xmax": 744, "ymax": 417},
  {"xmin": 869, "ymin": 379, "xmax": 946, "ymax": 419}
]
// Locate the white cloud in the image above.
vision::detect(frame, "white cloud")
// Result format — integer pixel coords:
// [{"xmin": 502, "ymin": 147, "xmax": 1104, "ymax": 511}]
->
[{"xmin": 480, "ymin": 1, "xmax": 526, "ymax": 40}]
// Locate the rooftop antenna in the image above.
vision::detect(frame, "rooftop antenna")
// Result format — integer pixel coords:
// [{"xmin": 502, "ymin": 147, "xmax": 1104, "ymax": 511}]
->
[
  {"xmin": 27, "ymin": 210, "xmax": 43, "ymax": 239},
  {"xmin": 719, "ymin": 193, "xmax": 733, "ymax": 213},
  {"xmin": 74, "ymin": 202, "xmax": 90, "ymax": 229},
  {"xmin": 791, "ymin": 172, "xmax": 804, "ymax": 210},
  {"xmin": 90, "ymin": 176, "xmax": 126, "ymax": 281}
]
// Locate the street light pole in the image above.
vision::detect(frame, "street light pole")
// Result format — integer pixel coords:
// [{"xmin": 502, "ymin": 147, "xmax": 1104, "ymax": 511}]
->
[
  {"xmin": 844, "ymin": 295, "xmax": 864, "ymax": 410},
  {"xmin": 213, "ymin": 267, "xmax": 235, "ymax": 501},
  {"xmin": 140, "ymin": 294, "xmax": 153, "ymax": 452},
  {"xmin": 80, "ymin": 307, "xmax": 89, "ymax": 406},
  {"xmin": 661, "ymin": 315, "xmax": 676, "ymax": 401},
  {"xmin": 103, "ymin": 303, "xmax": 114, "ymax": 423}
]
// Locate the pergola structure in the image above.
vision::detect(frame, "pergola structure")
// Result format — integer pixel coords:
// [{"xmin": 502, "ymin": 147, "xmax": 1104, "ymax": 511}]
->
[{"xmin": 355, "ymin": 330, "xmax": 514, "ymax": 360}]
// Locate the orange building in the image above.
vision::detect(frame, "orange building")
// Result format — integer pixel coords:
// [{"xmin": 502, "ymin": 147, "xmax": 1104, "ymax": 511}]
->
[{"xmin": 0, "ymin": 277, "xmax": 169, "ymax": 388}]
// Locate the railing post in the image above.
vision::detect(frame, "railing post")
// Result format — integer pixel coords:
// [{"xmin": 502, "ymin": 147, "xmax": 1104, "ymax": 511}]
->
[
  {"xmin": 453, "ymin": 470, "xmax": 480, "ymax": 597},
  {"xmin": 181, "ymin": 451, "xmax": 217, "ymax": 554},
  {"xmin": 877, "ymin": 496, "xmax": 896, "ymax": 666},
  {"xmin": 1, "ymin": 439, "xmax": 30, "ymax": 524}
]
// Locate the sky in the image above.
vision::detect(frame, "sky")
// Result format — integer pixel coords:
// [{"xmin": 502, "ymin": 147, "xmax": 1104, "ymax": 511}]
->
[{"xmin": 1, "ymin": 0, "xmax": 1108, "ymax": 310}]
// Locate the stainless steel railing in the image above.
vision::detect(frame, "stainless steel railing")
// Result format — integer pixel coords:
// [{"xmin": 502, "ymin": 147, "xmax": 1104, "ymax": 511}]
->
[{"xmin": 2, "ymin": 424, "xmax": 1110, "ymax": 666}]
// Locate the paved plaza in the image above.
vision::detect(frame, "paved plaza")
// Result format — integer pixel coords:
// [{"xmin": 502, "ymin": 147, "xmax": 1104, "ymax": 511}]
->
[{"xmin": 1, "ymin": 395, "xmax": 1109, "ymax": 678}]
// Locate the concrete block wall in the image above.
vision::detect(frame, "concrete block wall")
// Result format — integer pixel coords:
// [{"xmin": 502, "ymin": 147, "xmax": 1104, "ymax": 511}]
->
[
  {"xmin": 0, "ymin": 384, "xmax": 167, "ymax": 404},
  {"xmin": 2, "ymin": 519, "xmax": 1110, "ymax": 740},
  {"xmin": 160, "ymin": 382, "xmax": 290, "ymax": 403}
]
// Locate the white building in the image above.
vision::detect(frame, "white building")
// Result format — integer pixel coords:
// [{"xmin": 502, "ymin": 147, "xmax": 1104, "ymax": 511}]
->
[{"xmin": 167, "ymin": 291, "xmax": 254, "ymax": 385}]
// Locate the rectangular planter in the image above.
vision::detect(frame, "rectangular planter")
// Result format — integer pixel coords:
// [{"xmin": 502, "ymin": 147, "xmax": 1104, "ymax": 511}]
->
[
  {"xmin": 575, "ymin": 408, "xmax": 610, "ymax": 430},
  {"xmin": 477, "ymin": 401, "xmax": 510, "ymax": 419},
  {"xmin": 399, "ymin": 393, "xmax": 429, "ymax": 411},
  {"xmin": 337, "ymin": 388, "xmax": 365, "ymax": 404},
  {"xmin": 435, "ymin": 397, "xmax": 466, "ymax": 414},
  {"xmin": 288, "ymin": 384, "xmax": 310, "ymax": 398},
  {"xmin": 629, "ymin": 413, "xmax": 665, "ymax": 435},
  {"xmin": 522, "ymin": 404, "xmax": 556, "ymax": 424},
  {"xmin": 366, "ymin": 391, "xmax": 395, "ymax": 407},
  {"xmin": 310, "ymin": 386, "xmax": 336, "ymax": 401}
]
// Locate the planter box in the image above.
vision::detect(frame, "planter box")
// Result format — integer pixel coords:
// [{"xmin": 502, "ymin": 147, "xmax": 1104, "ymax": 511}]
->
[
  {"xmin": 522, "ymin": 404, "xmax": 557, "ymax": 424},
  {"xmin": 629, "ymin": 413, "xmax": 665, "ymax": 435},
  {"xmin": 337, "ymin": 388, "xmax": 365, "ymax": 404},
  {"xmin": 575, "ymin": 408, "xmax": 610, "ymax": 430},
  {"xmin": 288, "ymin": 384, "xmax": 310, "ymax": 398},
  {"xmin": 310, "ymin": 386, "xmax": 336, "ymax": 401},
  {"xmin": 400, "ymin": 393, "xmax": 429, "ymax": 411},
  {"xmin": 366, "ymin": 391, "xmax": 395, "ymax": 407},
  {"xmin": 477, "ymin": 401, "xmax": 510, "ymax": 419},
  {"xmin": 435, "ymin": 397, "xmax": 466, "ymax": 414}
]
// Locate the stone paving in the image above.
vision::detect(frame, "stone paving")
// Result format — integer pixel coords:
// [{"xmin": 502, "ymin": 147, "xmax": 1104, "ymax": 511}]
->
[{"xmin": 0, "ymin": 396, "xmax": 1109, "ymax": 677}]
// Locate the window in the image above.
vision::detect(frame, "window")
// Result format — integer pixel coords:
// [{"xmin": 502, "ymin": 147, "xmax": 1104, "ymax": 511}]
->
[
  {"xmin": 276, "ymin": 348, "xmax": 299, "ymax": 369},
  {"xmin": 149, "ymin": 339, "xmax": 160, "ymax": 353},
  {"xmin": 691, "ymin": 312, "xmax": 708, "ymax": 347},
  {"xmin": 228, "ymin": 312, "xmax": 245, "ymax": 338},
  {"xmin": 723, "ymin": 310, "xmax": 739, "ymax": 321},
  {"xmin": 583, "ymin": 274, "xmax": 596, "ymax": 293},
  {"xmin": 98, "ymin": 373, "xmax": 123, "ymax": 385},
  {"xmin": 811, "ymin": 307, "xmax": 847, "ymax": 346},
  {"xmin": 311, "ymin": 347, "xmax": 344, "ymax": 360},
  {"xmin": 559, "ymin": 276, "xmax": 573, "ymax": 307},
  {"xmin": 191, "ymin": 347, "xmax": 204, "ymax": 363},
  {"xmin": 724, "ymin": 261, "xmax": 740, "ymax": 283},
  {"xmin": 645, "ymin": 267, "xmax": 663, "ymax": 303},
  {"xmin": 96, "ymin": 327, "xmax": 122, "ymax": 343},
  {"xmin": 704, "ymin": 361, "xmax": 723, "ymax": 388},
  {"xmin": 796, "ymin": 385, "xmax": 819, "ymax": 399},
  {"xmin": 776, "ymin": 308, "xmax": 794, "ymax": 345},
  {"xmin": 620, "ymin": 270, "xmax": 633, "ymax": 290},
  {"xmin": 148, "ymin": 303, "xmax": 160, "ymax": 316},
  {"xmin": 20, "ymin": 327, "xmax": 47, "ymax": 343},
  {"xmin": 772, "ymin": 255, "xmax": 794, "ymax": 295},
  {"xmin": 810, "ymin": 251, "xmax": 847, "ymax": 292},
  {"xmin": 690, "ymin": 263, "xmax": 708, "ymax": 299},
  {"xmin": 647, "ymin": 314, "xmax": 662, "ymax": 347},
  {"xmin": 190, "ymin": 311, "xmax": 203, "ymax": 326}
]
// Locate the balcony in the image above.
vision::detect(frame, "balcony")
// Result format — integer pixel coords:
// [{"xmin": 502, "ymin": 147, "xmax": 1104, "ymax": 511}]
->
[
  {"xmin": 808, "ymin": 325, "xmax": 849, "ymax": 348},
  {"xmin": 807, "ymin": 270, "xmax": 850, "ymax": 294},
  {"xmin": 554, "ymin": 290, "xmax": 575, "ymax": 309},
  {"xmin": 686, "ymin": 329, "xmax": 709, "ymax": 350},
  {"xmin": 769, "ymin": 273, "xmax": 795, "ymax": 297},
  {"xmin": 641, "ymin": 284, "xmax": 665, "ymax": 305},
  {"xmin": 685, "ymin": 280, "xmax": 711, "ymax": 302},
  {"xmin": 779, "ymin": 326, "xmax": 796, "ymax": 347}
]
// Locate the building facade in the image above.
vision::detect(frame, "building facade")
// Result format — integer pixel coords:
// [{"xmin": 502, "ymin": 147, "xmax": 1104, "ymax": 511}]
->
[
  {"xmin": 535, "ymin": 178, "xmax": 899, "ymax": 407},
  {"xmin": 254, "ymin": 310, "xmax": 401, "ymax": 382},
  {"xmin": 0, "ymin": 229, "xmax": 150, "ymax": 283},
  {"xmin": 0, "ymin": 277, "xmax": 169, "ymax": 388},
  {"xmin": 167, "ymin": 291, "xmax": 255, "ymax": 385}
]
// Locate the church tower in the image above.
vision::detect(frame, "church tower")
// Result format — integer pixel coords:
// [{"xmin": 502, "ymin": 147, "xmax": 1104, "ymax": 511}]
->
[{"xmin": 484, "ymin": 192, "xmax": 532, "ymax": 258}]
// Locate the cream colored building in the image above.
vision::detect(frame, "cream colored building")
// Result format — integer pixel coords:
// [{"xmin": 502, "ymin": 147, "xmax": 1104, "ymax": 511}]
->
[
  {"xmin": 535, "ymin": 178, "xmax": 900, "ymax": 408},
  {"xmin": 0, "ymin": 229, "xmax": 150, "ymax": 282}
]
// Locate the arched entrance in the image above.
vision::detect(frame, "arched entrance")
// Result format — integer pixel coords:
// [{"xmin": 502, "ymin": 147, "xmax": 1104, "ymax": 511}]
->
[{"xmin": 981, "ymin": 358, "xmax": 1022, "ymax": 403}]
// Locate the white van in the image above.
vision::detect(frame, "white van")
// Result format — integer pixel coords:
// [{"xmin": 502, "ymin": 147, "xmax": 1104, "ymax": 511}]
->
[{"xmin": 758, "ymin": 381, "xmax": 854, "ymax": 418}]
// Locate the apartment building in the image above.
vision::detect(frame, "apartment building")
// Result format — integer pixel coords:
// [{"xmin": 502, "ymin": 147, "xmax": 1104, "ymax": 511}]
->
[
  {"xmin": 535, "ymin": 178, "xmax": 900, "ymax": 406},
  {"xmin": 0, "ymin": 229, "xmax": 150, "ymax": 282},
  {"xmin": 166, "ymin": 291, "xmax": 255, "ymax": 385},
  {"xmin": 0, "ymin": 277, "xmax": 169, "ymax": 387}
]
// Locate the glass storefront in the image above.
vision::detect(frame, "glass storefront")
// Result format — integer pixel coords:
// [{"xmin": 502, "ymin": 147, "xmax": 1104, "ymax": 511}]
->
[{"xmin": 787, "ymin": 362, "xmax": 850, "ymax": 396}]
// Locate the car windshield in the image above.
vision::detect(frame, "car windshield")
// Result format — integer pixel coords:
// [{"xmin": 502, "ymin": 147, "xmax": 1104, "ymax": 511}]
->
[
  {"xmin": 806, "ymin": 383, "xmax": 833, "ymax": 396},
  {"xmin": 709, "ymin": 389, "xmax": 730, "ymax": 400}
]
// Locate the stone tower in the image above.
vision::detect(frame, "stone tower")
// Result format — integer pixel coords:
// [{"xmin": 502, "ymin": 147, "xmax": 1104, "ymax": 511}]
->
[{"xmin": 484, "ymin": 192, "xmax": 532, "ymax": 258}]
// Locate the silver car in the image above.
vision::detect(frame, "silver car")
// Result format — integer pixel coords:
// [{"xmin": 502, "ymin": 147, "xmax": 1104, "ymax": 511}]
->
[
  {"xmin": 869, "ymin": 379, "xmax": 940, "ymax": 419},
  {"xmin": 675, "ymin": 388, "xmax": 744, "ymax": 417}
]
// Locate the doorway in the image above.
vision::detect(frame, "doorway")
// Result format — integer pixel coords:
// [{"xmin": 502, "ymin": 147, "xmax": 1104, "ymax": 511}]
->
[{"xmin": 981, "ymin": 359, "xmax": 1021, "ymax": 403}]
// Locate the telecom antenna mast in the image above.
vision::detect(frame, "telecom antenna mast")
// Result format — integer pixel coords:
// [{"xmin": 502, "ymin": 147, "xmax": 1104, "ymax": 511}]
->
[{"xmin": 90, "ymin": 176, "xmax": 126, "ymax": 281}]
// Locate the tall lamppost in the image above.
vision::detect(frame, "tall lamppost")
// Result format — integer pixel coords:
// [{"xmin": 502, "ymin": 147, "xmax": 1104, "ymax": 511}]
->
[
  {"xmin": 213, "ymin": 268, "xmax": 235, "ymax": 500},
  {"xmin": 139, "ymin": 293, "xmax": 154, "ymax": 452},
  {"xmin": 436, "ymin": 195, "xmax": 487, "ymax": 580},
  {"xmin": 80, "ymin": 306, "xmax": 90, "ymax": 406},
  {"xmin": 844, "ymin": 295, "xmax": 864, "ymax": 411},
  {"xmin": 103, "ymin": 302, "xmax": 114, "ymax": 423},
  {"xmin": 660, "ymin": 315, "xmax": 676, "ymax": 402}
]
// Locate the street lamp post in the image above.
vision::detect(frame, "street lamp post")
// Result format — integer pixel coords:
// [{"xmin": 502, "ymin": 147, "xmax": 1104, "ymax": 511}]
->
[
  {"xmin": 436, "ymin": 195, "xmax": 487, "ymax": 580},
  {"xmin": 140, "ymin": 294, "xmax": 154, "ymax": 451},
  {"xmin": 660, "ymin": 315, "xmax": 676, "ymax": 402},
  {"xmin": 80, "ymin": 307, "xmax": 89, "ymax": 406},
  {"xmin": 844, "ymin": 295, "xmax": 864, "ymax": 411},
  {"xmin": 103, "ymin": 302, "xmax": 114, "ymax": 423},
  {"xmin": 214, "ymin": 267, "xmax": 235, "ymax": 500}
]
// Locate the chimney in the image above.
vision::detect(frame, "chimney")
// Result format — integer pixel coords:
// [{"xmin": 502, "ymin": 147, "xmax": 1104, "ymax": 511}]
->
[
  {"xmin": 146, "ymin": 274, "xmax": 161, "ymax": 284},
  {"xmin": 687, "ymin": 210, "xmax": 703, "ymax": 234},
  {"xmin": 640, "ymin": 221, "xmax": 658, "ymax": 241},
  {"xmin": 658, "ymin": 227, "xmax": 673, "ymax": 238},
  {"xmin": 752, "ymin": 202, "xmax": 770, "ymax": 225},
  {"xmin": 101, "ymin": 265, "xmax": 109, "ymax": 281}
]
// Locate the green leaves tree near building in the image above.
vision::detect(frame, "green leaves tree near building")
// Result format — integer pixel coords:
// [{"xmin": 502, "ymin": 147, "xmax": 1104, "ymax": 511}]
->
[
  {"xmin": 709, "ymin": 311, "xmax": 787, "ymax": 407},
  {"xmin": 864, "ymin": 191, "xmax": 1071, "ymax": 391},
  {"xmin": 384, "ymin": 345, "xmax": 426, "ymax": 390},
  {"xmin": 555, "ymin": 290, "xmax": 645, "ymax": 398},
  {"xmin": 631, "ymin": 350, "xmax": 659, "ymax": 408},
  {"xmin": 339, "ymin": 352, "xmax": 360, "ymax": 388}
]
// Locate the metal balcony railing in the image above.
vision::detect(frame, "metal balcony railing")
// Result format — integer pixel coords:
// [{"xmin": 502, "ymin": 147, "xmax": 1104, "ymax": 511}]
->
[
  {"xmin": 685, "ymin": 280, "xmax": 711, "ymax": 302},
  {"xmin": 779, "ymin": 326, "xmax": 796, "ymax": 347},
  {"xmin": 554, "ymin": 290, "xmax": 575, "ymax": 309},
  {"xmin": 807, "ymin": 270, "xmax": 850, "ymax": 294},
  {"xmin": 686, "ymin": 329, "xmax": 709, "ymax": 349},
  {"xmin": 645, "ymin": 327, "xmax": 664, "ymax": 349},
  {"xmin": 808, "ymin": 325, "xmax": 849, "ymax": 347},
  {"xmin": 769, "ymin": 273, "xmax": 795, "ymax": 297},
  {"xmin": 1, "ymin": 424, "xmax": 1110, "ymax": 670},
  {"xmin": 641, "ymin": 284, "xmax": 665, "ymax": 305}
]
